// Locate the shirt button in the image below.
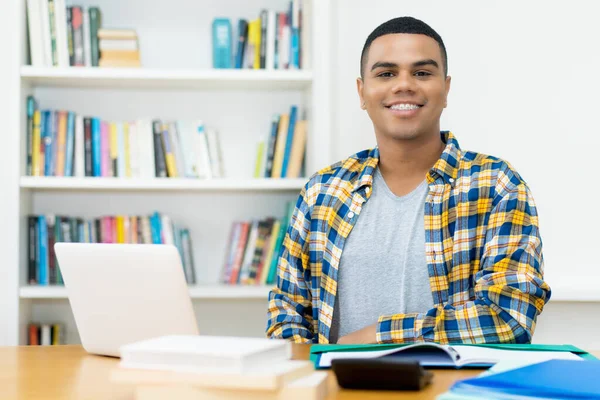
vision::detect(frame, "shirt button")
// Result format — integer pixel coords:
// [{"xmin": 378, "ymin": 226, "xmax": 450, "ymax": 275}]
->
[
  {"xmin": 348, "ymin": 212, "xmax": 355, "ymax": 219},
  {"xmin": 449, "ymin": 178, "xmax": 455, "ymax": 183},
  {"xmin": 365, "ymin": 187, "xmax": 370, "ymax": 194}
]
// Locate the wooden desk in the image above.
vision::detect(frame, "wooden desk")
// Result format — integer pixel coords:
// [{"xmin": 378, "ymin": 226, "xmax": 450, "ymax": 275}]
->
[{"xmin": 1, "ymin": 344, "xmax": 596, "ymax": 399}]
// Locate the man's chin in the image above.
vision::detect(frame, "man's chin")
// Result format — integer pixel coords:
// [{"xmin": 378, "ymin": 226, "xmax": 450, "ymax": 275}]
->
[{"xmin": 387, "ymin": 129, "xmax": 422, "ymax": 141}]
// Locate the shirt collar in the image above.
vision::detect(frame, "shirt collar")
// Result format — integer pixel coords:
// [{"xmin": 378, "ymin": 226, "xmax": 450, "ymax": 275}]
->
[{"xmin": 353, "ymin": 131, "xmax": 461, "ymax": 193}]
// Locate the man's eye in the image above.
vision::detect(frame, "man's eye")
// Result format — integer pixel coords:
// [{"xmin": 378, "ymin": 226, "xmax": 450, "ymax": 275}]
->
[
  {"xmin": 415, "ymin": 71, "xmax": 432, "ymax": 77},
  {"xmin": 377, "ymin": 72, "xmax": 394, "ymax": 78}
]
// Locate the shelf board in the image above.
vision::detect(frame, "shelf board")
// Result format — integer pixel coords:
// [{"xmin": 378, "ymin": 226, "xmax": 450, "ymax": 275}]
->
[
  {"xmin": 20, "ymin": 177, "xmax": 306, "ymax": 192},
  {"xmin": 20, "ymin": 284, "xmax": 273, "ymax": 299},
  {"xmin": 20, "ymin": 66, "xmax": 313, "ymax": 90}
]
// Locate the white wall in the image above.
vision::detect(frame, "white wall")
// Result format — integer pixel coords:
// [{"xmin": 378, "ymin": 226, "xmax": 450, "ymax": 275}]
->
[{"xmin": 332, "ymin": 0, "xmax": 600, "ymax": 349}]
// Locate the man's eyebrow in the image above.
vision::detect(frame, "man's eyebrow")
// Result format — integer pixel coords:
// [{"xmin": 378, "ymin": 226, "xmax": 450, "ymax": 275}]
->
[{"xmin": 370, "ymin": 59, "xmax": 439, "ymax": 71}]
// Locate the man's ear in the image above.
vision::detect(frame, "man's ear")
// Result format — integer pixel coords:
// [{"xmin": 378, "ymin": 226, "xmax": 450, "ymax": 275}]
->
[
  {"xmin": 357, "ymin": 77, "xmax": 366, "ymax": 109},
  {"xmin": 444, "ymin": 75, "xmax": 451, "ymax": 108}
]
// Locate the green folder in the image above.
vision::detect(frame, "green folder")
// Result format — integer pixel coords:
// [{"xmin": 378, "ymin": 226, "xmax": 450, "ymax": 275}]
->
[{"xmin": 309, "ymin": 343, "xmax": 597, "ymax": 369}]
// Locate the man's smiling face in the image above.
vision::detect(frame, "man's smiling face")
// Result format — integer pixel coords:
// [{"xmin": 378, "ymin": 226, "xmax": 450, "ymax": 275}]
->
[{"xmin": 357, "ymin": 33, "xmax": 451, "ymax": 142}]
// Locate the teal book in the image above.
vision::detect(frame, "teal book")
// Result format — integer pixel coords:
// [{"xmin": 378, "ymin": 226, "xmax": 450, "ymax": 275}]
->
[
  {"xmin": 212, "ymin": 18, "xmax": 232, "ymax": 68},
  {"xmin": 310, "ymin": 342, "xmax": 596, "ymax": 370}
]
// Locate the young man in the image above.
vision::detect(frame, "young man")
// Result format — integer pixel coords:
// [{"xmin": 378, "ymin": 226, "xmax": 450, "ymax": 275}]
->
[{"xmin": 266, "ymin": 17, "xmax": 551, "ymax": 345}]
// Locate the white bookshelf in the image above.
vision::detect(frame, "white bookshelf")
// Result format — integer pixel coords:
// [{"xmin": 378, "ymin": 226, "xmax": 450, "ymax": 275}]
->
[
  {"xmin": 20, "ymin": 66, "xmax": 314, "ymax": 90},
  {"xmin": 0, "ymin": 0, "xmax": 334, "ymax": 346},
  {"xmin": 20, "ymin": 177, "xmax": 307, "ymax": 191},
  {"xmin": 20, "ymin": 284, "xmax": 273, "ymax": 299}
]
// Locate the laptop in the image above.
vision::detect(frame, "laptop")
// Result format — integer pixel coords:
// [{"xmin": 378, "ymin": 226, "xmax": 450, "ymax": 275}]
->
[{"xmin": 54, "ymin": 243, "xmax": 199, "ymax": 357}]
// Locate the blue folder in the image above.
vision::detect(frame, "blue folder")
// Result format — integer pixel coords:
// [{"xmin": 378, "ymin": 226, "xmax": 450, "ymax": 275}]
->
[{"xmin": 450, "ymin": 359, "xmax": 600, "ymax": 398}]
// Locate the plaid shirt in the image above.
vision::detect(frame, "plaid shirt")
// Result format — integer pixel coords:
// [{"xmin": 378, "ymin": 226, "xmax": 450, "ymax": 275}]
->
[{"xmin": 266, "ymin": 131, "xmax": 551, "ymax": 344}]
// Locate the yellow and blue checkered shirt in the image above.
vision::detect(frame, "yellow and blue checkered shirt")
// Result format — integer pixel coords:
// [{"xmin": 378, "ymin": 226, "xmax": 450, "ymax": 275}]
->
[{"xmin": 266, "ymin": 131, "xmax": 551, "ymax": 344}]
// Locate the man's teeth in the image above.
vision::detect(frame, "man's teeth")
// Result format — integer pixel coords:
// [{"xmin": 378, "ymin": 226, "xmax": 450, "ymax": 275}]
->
[{"xmin": 390, "ymin": 104, "xmax": 421, "ymax": 110}]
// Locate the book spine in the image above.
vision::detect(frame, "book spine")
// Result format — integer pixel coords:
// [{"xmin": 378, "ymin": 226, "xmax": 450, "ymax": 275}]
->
[
  {"xmin": 266, "ymin": 10, "xmax": 276, "ymax": 70},
  {"xmin": 182, "ymin": 229, "xmax": 196, "ymax": 284},
  {"xmin": 28, "ymin": 215, "xmax": 38, "ymax": 284},
  {"xmin": 28, "ymin": 324, "xmax": 39, "ymax": 345},
  {"xmin": 71, "ymin": 6, "xmax": 85, "ymax": 66},
  {"xmin": 259, "ymin": 10, "xmax": 268, "ymax": 69},
  {"xmin": 212, "ymin": 18, "xmax": 232, "ymax": 68},
  {"xmin": 91, "ymin": 118, "xmax": 101, "ymax": 177},
  {"xmin": 109, "ymin": 122, "xmax": 118, "ymax": 177},
  {"xmin": 266, "ymin": 217, "xmax": 288, "ymax": 284},
  {"xmin": 152, "ymin": 120, "xmax": 167, "ymax": 177},
  {"xmin": 74, "ymin": 115, "xmax": 84, "ymax": 177},
  {"xmin": 42, "ymin": 110, "xmax": 52, "ymax": 176},
  {"xmin": 280, "ymin": 105, "xmax": 298, "ymax": 177},
  {"xmin": 229, "ymin": 222, "xmax": 250, "ymax": 284},
  {"xmin": 55, "ymin": 111, "xmax": 67, "ymax": 176},
  {"xmin": 37, "ymin": 216, "xmax": 48, "ymax": 285},
  {"xmin": 46, "ymin": 215, "xmax": 56, "ymax": 284},
  {"xmin": 31, "ymin": 110, "xmax": 41, "ymax": 176},
  {"xmin": 47, "ymin": 0, "xmax": 58, "ymax": 66},
  {"xmin": 161, "ymin": 123, "xmax": 177, "ymax": 177},
  {"xmin": 234, "ymin": 19, "xmax": 248, "ymax": 69},
  {"xmin": 101, "ymin": 121, "xmax": 109, "ymax": 177},
  {"xmin": 26, "ymin": 96, "xmax": 35, "ymax": 175},
  {"xmin": 64, "ymin": 112, "xmax": 75, "ymax": 176},
  {"xmin": 66, "ymin": 6, "xmax": 74, "ymax": 65},
  {"xmin": 117, "ymin": 122, "xmax": 126, "ymax": 177},
  {"xmin": 264, "ymin": 114, "xmax": 279, "ymax": 177},
  {"xmin": 88, "ymin": 7, "xmax": 100, "ymax": 67},
  {"xmin": 83, "ymin": 117, "xmax": 92, "ymax": 176},
  {"xmin": 82, "ymin": 6, "xmax": 92, "ymax": 67}
]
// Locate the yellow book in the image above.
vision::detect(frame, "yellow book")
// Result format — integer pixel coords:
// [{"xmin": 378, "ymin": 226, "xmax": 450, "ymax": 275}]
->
[
  {"xmin": 286, "ymin": 120, "xmax": 307, "ymax": 178},
  {"xmin": 56, "ymin": 111, "xmax": 67, "ymax": 176},
  {"xmin": 248, "ymin": 19, "xmax": 261, "ymax": 69},
  {"xmin": 254, "ymin": 137, "xmax": 265, "ymax": 178},
  {"xmin": 52, "ymin": 324, "xmax": 60, "ymax": 345},
  {"xmin": 110, "ymin": 123, "xmax": 118, "ymax": 177},
  {"xmin": 162, "ymin": 123, "xmax": 178, "ymax": 178},
  {"xmin": 124, "ymin": 122, "xmax": 131, "ymax": 177},
  {"xmin": 271, "ymin": 114, "xmax": 289, "ymax": 178},
  {"xmin": 32, "ymin": 110, "xmax": 41, "ymax": 176},
  {"xmin": 116, "ymin": 216, "xmax": 125, "ymax": 243}
]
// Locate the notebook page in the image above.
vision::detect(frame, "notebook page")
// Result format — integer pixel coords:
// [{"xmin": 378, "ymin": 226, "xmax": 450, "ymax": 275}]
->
[{"xmin": 452, "ymin": 345, "xmax": 582, "ymax": 367}]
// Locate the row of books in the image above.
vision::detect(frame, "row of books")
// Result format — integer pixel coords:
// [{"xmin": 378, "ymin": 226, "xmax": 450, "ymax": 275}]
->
[
  {"xmin": 26, "ymin": 1, "xmax": 104, "ymax": 67},
  {"xmin": 28, "ymin": 322, "xmax": 65, "ymax": 346},
  {"xmin": 254, "ymin": 106, "xmax": 307, "ymax": 178},
  {"xmin": 115, "ymin": 336, "xmax": 327, "ymax": 400},
  {"xmin": 220, "ymin": 202, "xmax": 294, "ymax": 286},
  {"xmin": 27, "ymin": 212, "xmax": 195, "ymax": 286},
  {"xmin": 25, "ymin": 96, "xmax": 226, "ymax": 179},
  {"xmin": 212, "ymin": 0, "xmax": 303, "ymax": 70}
]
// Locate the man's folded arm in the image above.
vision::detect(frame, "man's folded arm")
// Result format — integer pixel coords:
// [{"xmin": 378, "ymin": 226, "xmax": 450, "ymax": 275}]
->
[{"xmin": 376, "ymin": 181, "xmax": 551, "ymax": 344}]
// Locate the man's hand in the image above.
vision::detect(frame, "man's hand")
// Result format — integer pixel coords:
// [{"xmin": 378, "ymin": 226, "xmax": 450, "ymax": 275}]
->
[{"xmin": 336, "ymin": 323, "xmax": 377, "ymax": 344}]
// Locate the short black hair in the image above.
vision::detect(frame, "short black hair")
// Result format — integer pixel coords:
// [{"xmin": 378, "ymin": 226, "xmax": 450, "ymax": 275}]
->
[{"xmin": 360, "ymin": 16, "xmax": 448, "ymax": 78}]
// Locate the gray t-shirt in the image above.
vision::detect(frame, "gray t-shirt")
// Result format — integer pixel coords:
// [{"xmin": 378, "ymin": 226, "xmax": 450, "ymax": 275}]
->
[{"xmin": 329, "ymin": 167, "xmax": 434, "ymax": 343}]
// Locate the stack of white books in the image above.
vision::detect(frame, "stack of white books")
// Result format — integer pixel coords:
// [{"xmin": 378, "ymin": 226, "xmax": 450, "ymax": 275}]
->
[{"xmin": 111, "ymin": 335, "xmax": 328, "ymax": 400}]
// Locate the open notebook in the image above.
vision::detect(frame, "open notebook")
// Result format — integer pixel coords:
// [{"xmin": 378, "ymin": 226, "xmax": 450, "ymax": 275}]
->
[{"xmin": 316, "ymin": 342, "xmax": 583, "ymax": 369}]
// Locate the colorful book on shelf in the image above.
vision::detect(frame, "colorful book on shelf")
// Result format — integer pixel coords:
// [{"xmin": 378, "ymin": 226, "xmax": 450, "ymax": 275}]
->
[
  {"xmin": 220, "ymin": 200, "xmax": 294, "ymax": 286},
  {"xmin": 25, "ymin": 96, "xmax": 230, "ymax": 180},
  {"xmin": 28, "ymin": 322, "xmax": 65, "ymax": 346},
  {"xmin": 210, "ymin": 1, "xmax": 303, "ymax": 70},
  {"xmin": 27, "ymin": 212, "xmax": 196, "ymax": 285},
  {"xmin": 212, "ymin": 18, "xmax": 232, "ymax": 69}
]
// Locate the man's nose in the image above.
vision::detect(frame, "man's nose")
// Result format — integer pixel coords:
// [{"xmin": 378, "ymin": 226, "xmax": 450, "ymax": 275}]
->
[{"xmin": 390, "ymin": 71, "xmax": 416, "ymax": 93}]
